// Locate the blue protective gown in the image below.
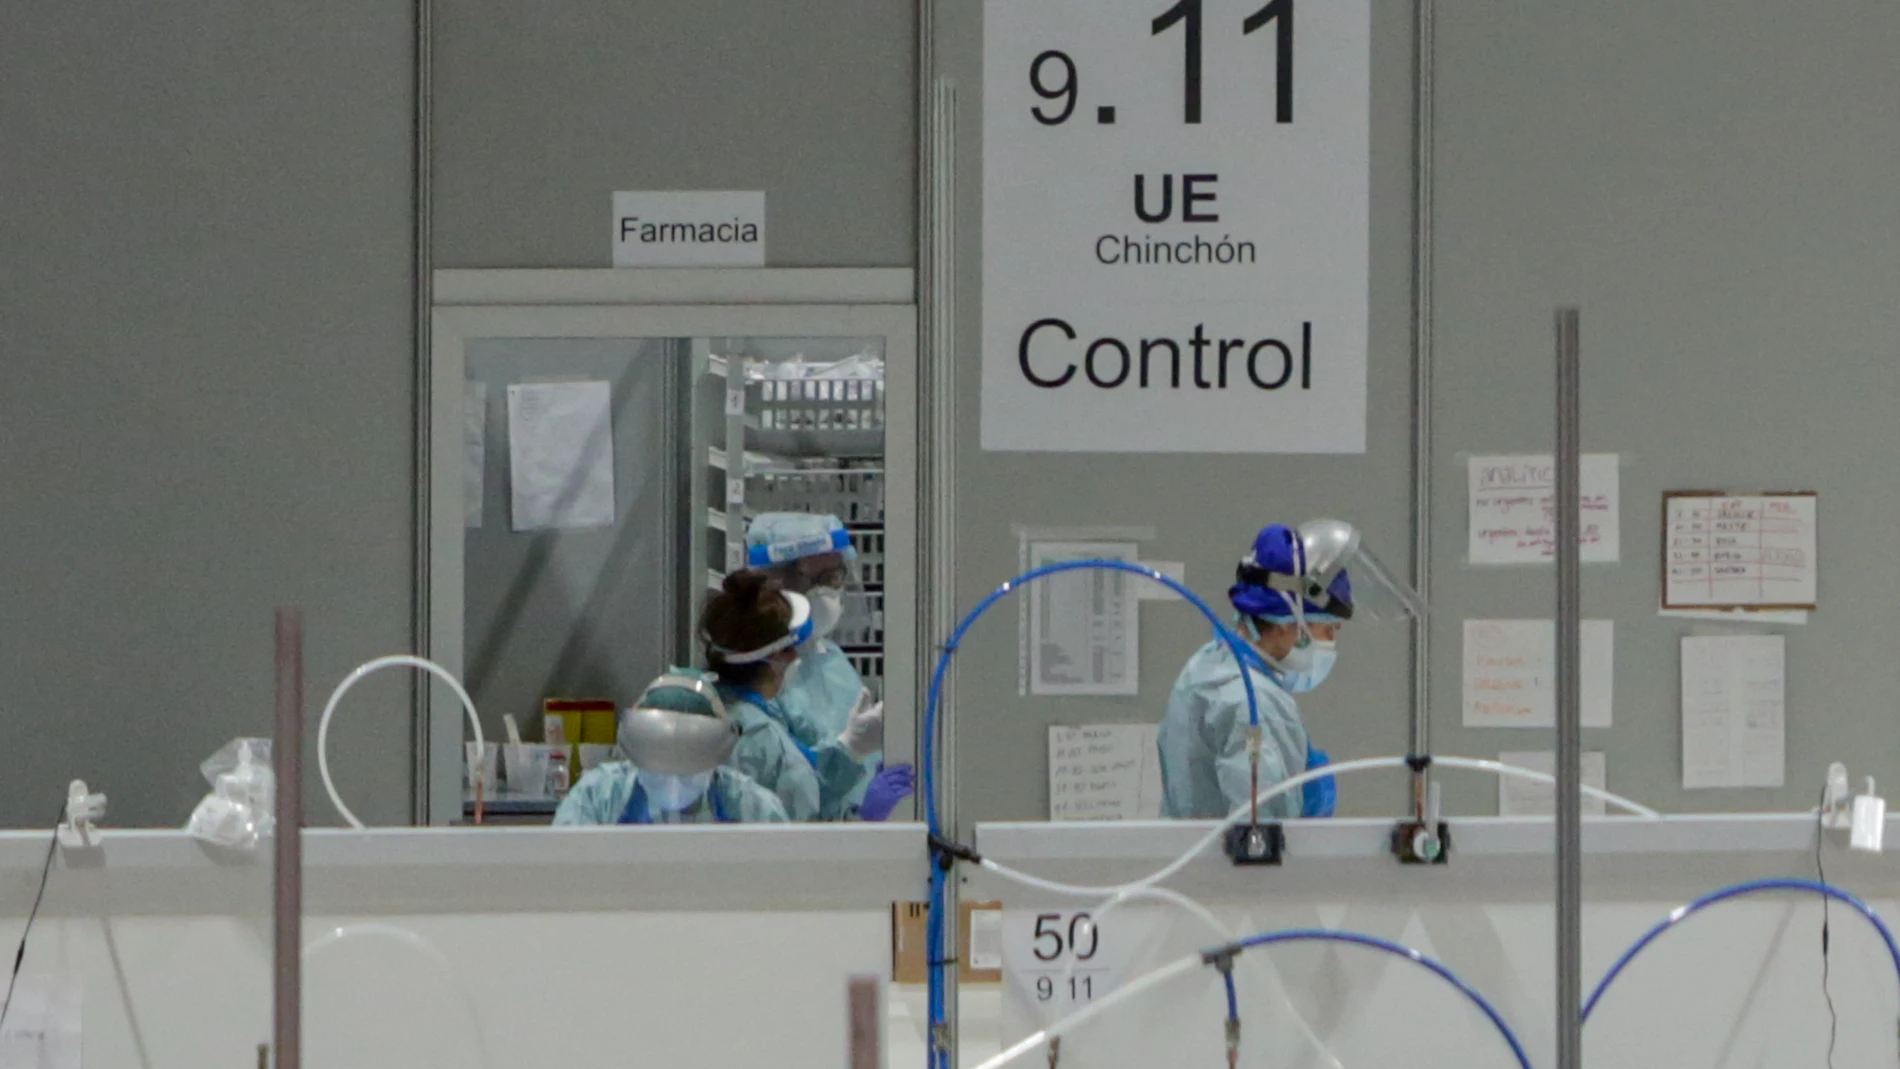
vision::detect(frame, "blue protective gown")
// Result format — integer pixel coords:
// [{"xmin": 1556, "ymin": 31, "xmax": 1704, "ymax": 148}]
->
[
  {"xmin": 778, "ymin": 639, "xmax": 866, "ymax": 740},
  {"xmin": 776, "ymin": 638, "xmax": 878, "ymax": 813},
  {"xmin": 552, "ymin": 763, "xmax": 788, "ymax": 825},
  {"xmin": 1157, "ymin": 639, "xmax": 1310, "ymax": 820},
  {"xmin": 721, "ymin": 687, "xmax": 868, "ymax": 821}
]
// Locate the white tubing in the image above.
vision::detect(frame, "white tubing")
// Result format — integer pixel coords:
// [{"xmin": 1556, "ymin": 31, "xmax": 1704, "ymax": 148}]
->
[
  {"xmin": 979, "ymin": 754, "xmax": 1660, "ymax": 900},
  {"xmin": 971, "ymin": 955, "xmax": 1203, "ymax": 1069},
  {"xmin": 317, "ymin": 655, "xmax": 485, "ymax": 829},
  {"xmin": 1435, "ymin": 755, "xmax": 1661, "ymax": 819},
  {"xmin": 1058, "ymin": 886, "xmax": 1345, "ymax": 1069},
  {"xmin": 304, "ymin": 923, "xmax": 494, "ymax": 1069}
]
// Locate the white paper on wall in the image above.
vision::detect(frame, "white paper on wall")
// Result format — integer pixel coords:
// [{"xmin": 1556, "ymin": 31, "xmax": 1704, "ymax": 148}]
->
[
  {"xmin": 1467, "ymin": 454, "xmax": 1620, "ymax": 565},
  {"xmin": 1048, "ymin": 724, "xmax": 1162, "ymax": 821},
  {"xmin": 1462, "ymin": 619, "xmax": 1615, "ymax": 728},
  {"xmin": 1025, "ymin": 542, "xmax": 1139, "ymax": 696},
  {"xmin": 1681, "ymin": 634, "xmax": 1786, "ymax": 789},
  {"xmin": 1497, "ymin": 750, "xmax": 1608, "ymax": 817},
  {"xmin": 464, "ymin": 380, "xmax": 487, "ymax": 528},
  {"xmin": 507, "ymin": 380, "xmax": 616, "ymax": 531},
  {"xmin": 1664, "ymin": 494, "xmax": 1817, "ymax": 609}
]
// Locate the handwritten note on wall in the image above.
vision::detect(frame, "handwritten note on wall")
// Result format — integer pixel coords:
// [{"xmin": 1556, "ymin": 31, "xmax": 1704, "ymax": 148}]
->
[
  {"xmin": 1467, "ymin": 454, "xmax": 1620, "ymax": 565},
  {"xmin": 1463, "ymin": 619, "xmax": 1615, "ymax": 728},
  {"xmin": 1047, "ymin": 724, "xmax": 1162, "ymax": 821},
  {"xmin": 1681, "ymin": 635, "xmax": 1786, "ymax": 789},
  {"xmin": 1664, "ymin": 494, "xmax": 1818, "ymax": 610}
]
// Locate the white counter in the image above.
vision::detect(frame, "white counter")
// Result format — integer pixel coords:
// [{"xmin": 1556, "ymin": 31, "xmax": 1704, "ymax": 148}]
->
[{"xmin": 0, "ymin": 823, "xmax": 930, "ymax": 916}]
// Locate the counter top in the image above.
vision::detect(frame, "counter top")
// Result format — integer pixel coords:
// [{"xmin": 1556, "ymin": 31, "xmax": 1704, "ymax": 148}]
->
[
  {"xmin": 968, "ymin": 814, "xmax": 1900, "ymax": 905},
  {"xmin": 0, "ymin": 824, "xmax": 931, "ymax": 916}
]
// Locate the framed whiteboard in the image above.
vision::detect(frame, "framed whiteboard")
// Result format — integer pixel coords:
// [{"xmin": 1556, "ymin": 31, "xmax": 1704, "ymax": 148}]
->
[{"xmin": 1661, "ymin": 491, "xmax": 1818, "ymax": 611}]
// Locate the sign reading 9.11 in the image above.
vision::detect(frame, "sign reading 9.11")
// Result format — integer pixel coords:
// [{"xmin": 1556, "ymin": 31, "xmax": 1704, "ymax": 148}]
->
[{"xmin": 981, "ymin": 0, "xmax": 1369, "ymax": 453}]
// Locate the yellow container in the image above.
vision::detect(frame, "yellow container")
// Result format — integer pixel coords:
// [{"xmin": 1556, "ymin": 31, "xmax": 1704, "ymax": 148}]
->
[{"xmin": 544, "ymin": 699, "xmax": 616, "ymax": 778}]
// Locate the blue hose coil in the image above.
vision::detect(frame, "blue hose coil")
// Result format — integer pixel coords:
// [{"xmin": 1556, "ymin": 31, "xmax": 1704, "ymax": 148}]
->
[{"xmin": 922, "ymin": 560, "xmax": 1259, "ymax": 1069}]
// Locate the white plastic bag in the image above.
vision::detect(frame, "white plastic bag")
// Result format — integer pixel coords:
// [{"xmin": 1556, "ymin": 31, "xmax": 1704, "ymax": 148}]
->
[{"xmin": 185, "ymin": 738, "xmax": 276, "ymax": 850}]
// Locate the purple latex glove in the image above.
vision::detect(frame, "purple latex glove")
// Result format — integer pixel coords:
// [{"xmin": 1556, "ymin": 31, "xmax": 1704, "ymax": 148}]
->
[{"xmin": 858, "ymin": 763, "xmax": 916, "ymax": 822}]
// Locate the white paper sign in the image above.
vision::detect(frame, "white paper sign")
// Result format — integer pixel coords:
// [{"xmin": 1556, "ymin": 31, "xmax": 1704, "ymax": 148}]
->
[
  {"xmin": 1026, "ymin": 542, "xmax": 1140, "ymax": 695},
  {"xmin": 1681, "ymin": 635, "xmax": 1786, "ymax": 789},
  {"xmin": 1497, "ymin": 750, "xmax": 1608, "ymax": 817},
  {"xmin": 1467, "ymin": 454, "xmax": 1620, "ymax": 564},
  {"xmin": 968, "ymin": 908, "xmax": 1005, "ymax": 972},
  {"xmin": 0, "ymin": 976, "xmax": 80, "ymax": 1069},
  {"xmin": 507, "ymin": 380, "xmax": 616, "ymax": 531},
  {"xmin": 1664, "ymin": 494, "xmax": 1818, "ymax": 609},
  {"xmin": 463, "ymin": 380, "xmax": 487, "ymax": 528},
  {"xmin": 611, "ymin": 191, "xmax": 765, "ymax": 267},
  {"xmin": 1048, "ymin": 724, "xmax": 1163, "ymax": 820},
  {"xmin": 981, "ymin": 0, "xmax": 1371, "ymax": 453},
  {"xmin": 1462, "ymin": 619, "xmax": 1615, "ymax": 728},
  {"xmin": 1002, "ymin": 909, "xmax": 1147, "ymax": 1016}
]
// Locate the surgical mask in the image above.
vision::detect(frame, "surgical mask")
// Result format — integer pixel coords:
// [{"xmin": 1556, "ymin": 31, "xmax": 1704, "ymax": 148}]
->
[
  {"xmin": 807, "ymin": 587, "xmax": 845, "ymax": 638},
  {"xmin": 644, "ymin": 771, "xmax": 713, "ymax": 818},
  {"xmin": 1277, "ymin": 639, "xmax": 1338, "ymax": 694}
]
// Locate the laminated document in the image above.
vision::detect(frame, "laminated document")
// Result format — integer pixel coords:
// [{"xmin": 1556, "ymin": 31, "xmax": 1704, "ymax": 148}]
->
[
  {"xmin": 1025, "ymin": 541, "xmax": 1139, "ymax": 696},
  {"xmin": 1681, "ymin": 634, "xmax": 1786, "ymax": 789},
  {"xmin": 507, "ymin": 380, "xmax": 615, "ymax": 531}
]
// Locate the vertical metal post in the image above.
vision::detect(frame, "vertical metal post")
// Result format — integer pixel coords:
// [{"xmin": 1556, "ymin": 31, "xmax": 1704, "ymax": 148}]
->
[
  {"xmin": 1407, "ymin": 0, "xmax": 1437, "ymax": 805},
  {"xmin": 409, "ymin": 0, "xmax": 437, "ymax": 824},
  {"xmin": 1553, "ymin": 309, "xmax": 1583, "ymax": 1069},
  {"xmin": 273, "ymin": 610, "xmax": 305, "ymax": 1069}
]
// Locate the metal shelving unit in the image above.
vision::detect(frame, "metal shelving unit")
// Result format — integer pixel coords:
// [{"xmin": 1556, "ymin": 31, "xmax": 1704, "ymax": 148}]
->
[{"xmin": 690, "ymin": 341, "xmax": 889, "ymax": 698}]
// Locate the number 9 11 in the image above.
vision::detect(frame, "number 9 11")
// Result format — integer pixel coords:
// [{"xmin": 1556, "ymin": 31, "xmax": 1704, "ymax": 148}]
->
[{"xmin": 1029, "ymin": 0, "xmax": 1295, "ymax": 127}]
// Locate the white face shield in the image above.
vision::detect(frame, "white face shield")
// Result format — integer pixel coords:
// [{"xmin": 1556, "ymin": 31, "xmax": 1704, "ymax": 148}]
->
[{"xmin": 1290, "ymin": 519, "xmax": 1427, "ymax": 624}]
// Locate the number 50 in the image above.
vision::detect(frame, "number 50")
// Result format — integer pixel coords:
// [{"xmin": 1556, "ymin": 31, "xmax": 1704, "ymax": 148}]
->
[{"xmin": 1031, "ymin": 912, "xmax": 1101, "ymax": 961}]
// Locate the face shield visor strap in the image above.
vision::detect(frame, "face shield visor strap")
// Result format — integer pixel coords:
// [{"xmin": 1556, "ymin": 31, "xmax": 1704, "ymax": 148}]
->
[
  {"xmin": 745, "ymin": 526, "xmax": 854, "ymax": 569},
  {"xmin": 1263, "ymin": 573, "xmax": 1317, "ymax": 646},
  {"xmin": 708, "ymin": 592, "xmax": 813, "ymax": 664}
]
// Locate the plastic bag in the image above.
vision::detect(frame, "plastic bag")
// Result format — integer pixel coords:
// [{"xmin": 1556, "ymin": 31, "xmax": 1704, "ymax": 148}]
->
[{"xmin": 185, "ymin": 738, "xmax": 276, "ymax": 850}]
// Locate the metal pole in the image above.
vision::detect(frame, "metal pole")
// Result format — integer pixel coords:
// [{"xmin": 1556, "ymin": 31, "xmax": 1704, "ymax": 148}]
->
[
  {"xmin": 273, "ymin": 610, "xmax": 305, "ymax": 1069},
  {"xmin": 409, "ymin": 0, "xmax": 436, "ymax": 824},
  {"xmin": 1553, "ymin": 309, "xmax": 1583, "ymax": 1069},
  {"xmin": 1407, "ymin": 0, "xmax": 1437, "ymax": 806}
]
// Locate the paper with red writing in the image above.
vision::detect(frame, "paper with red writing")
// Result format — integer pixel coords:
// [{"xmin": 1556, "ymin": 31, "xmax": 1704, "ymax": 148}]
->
[
  {"xmin": 1467, "ymin": 454, "xmax": 1620, "ymax": 565},
  {"xmin": 1463, "ymin": 619, "xmax": 1614, "ymax": 728}
]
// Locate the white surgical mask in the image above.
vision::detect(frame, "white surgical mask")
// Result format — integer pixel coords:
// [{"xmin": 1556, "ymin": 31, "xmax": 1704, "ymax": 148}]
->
[
  {"xmin": 807, "ymin": 587, "xmax": 845, "ymax": 639},
  {"xmin": 1276, "ymin": 639, "xmax": 1338, "ymax": 694},
  {"xmin": 644, "ymin": 770, "xmax": 713, "ymax": 818}
]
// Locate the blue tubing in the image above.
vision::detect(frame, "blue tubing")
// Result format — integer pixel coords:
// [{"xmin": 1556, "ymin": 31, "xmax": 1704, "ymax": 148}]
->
[
  {"xmin": 1214, "ymin": 929, "xmax": 1534, "ymax": 1069},
  {"xmin": 1583, "ymin": 877, "xmax": 1900, "ymax": 1023},
  {"xmin": 922, "ymin": 560, "xmax": 1260, "ymax": 1069}
]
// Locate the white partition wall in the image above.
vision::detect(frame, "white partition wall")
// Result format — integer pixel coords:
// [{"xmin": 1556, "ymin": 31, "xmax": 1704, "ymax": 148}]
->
[
  {"xmin": 965, "ymin": 818, "xmax": 1900, "ymax": 1069},
  {"xmin": 0, "ymin": 826, "xmax": 925, "ymax": 1069}
]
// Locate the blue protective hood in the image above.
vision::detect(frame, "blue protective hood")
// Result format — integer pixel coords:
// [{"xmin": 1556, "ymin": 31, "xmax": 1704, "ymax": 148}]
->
[{"xmin": 1229, "ymin": 523, "xmax": 1352, "ymax": 621}]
